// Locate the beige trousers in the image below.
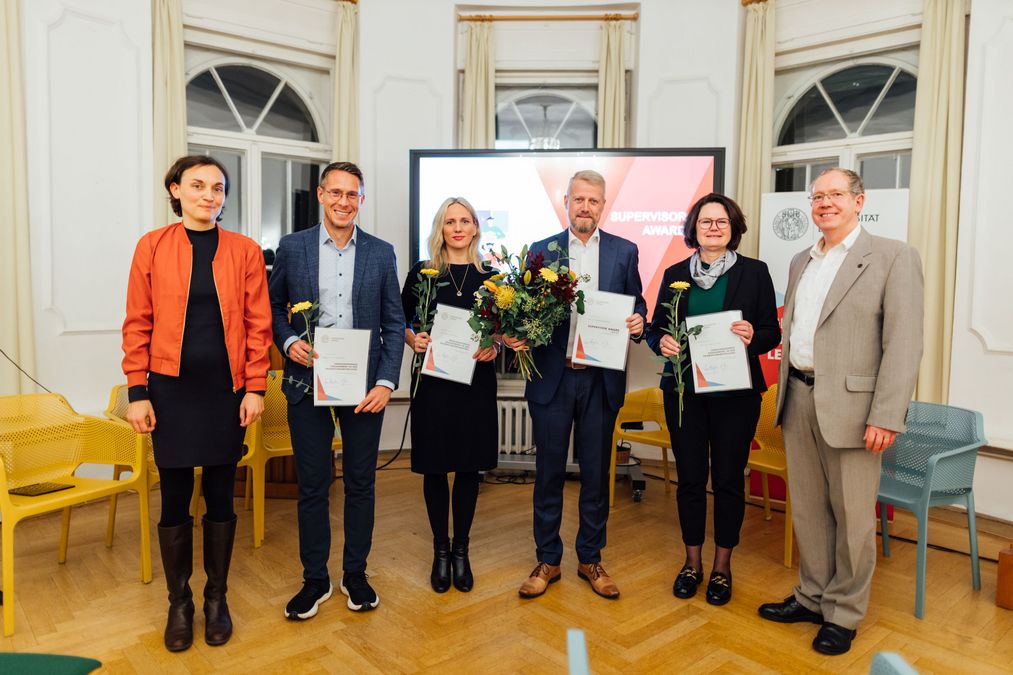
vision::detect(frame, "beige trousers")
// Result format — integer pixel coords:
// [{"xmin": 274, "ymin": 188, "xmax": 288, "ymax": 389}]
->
[{"xmin": 782, "ymin": 377, "xmax": 882, "ymax": 629}]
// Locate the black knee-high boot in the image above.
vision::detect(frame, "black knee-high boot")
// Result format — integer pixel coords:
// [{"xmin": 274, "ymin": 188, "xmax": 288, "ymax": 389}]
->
[
  {"xmin": 202, "ymin": 515, "xmax": 237, "ymax": 645},
  {"xmin": 158, "ymin": 519, "xmax": 195, "ymax": 652}
]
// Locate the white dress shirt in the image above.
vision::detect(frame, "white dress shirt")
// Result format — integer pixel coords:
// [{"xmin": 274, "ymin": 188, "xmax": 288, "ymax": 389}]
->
[
  {"xmin": 788, "ymin": 225, "xmax": 862, "ymax": 372},
  {"xmin": 565, "ymin": 227, "xmax": 600, "ymax": 358}
]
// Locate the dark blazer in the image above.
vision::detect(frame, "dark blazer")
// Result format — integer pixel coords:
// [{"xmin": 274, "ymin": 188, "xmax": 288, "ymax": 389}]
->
[
  {"xmin": 525, "ymin": 229, "xmax": 647, "ymax": 411},
  {"xmin": 646, "ymin": 254, "xmax": 780, "ymax": 396},
  {"xmin": 268, "ymin": 225, "xmax": 405, "ymax": 404}
]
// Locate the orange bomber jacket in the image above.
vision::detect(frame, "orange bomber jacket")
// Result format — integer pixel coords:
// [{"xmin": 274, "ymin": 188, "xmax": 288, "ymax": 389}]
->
[{"xmin": 121, "ymin": 222, "xmax": 273, "ymax": 393}]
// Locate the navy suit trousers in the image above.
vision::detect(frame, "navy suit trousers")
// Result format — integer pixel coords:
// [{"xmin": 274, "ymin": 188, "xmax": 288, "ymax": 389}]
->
[
  {"xmin": 287, "ymin": 396, "xmax": 383, "ymax": 581},
  {"xmin": 529, "ymin": 368, "xmax": 618, "ymax": 565}
]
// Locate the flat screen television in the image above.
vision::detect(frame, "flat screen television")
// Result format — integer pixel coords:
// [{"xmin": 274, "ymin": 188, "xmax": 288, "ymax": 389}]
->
[{"xmin": 409, "ymin": 148, "xmax": 724, "ymax": 317}]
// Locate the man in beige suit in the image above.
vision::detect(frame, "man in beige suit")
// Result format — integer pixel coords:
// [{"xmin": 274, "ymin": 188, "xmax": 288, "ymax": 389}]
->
[{"xmin": 758, "ymin": 168, "xmax": 923, "ymax": 655}]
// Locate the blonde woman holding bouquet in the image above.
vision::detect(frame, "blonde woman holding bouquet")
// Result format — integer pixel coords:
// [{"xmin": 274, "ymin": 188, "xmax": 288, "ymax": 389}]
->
[
  {"xmin": 401, "ymin": 197, "xmax": 499, "ymax": 594},
  {"xmin": 646, "ymin": 193, "xmax": 779, "ymax": 606}
]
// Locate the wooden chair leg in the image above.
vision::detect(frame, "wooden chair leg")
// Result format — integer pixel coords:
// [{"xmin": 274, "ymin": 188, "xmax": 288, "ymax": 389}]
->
[{"xmin": 58, "ymin": 507, "xmax": 72, "ymax": 564}]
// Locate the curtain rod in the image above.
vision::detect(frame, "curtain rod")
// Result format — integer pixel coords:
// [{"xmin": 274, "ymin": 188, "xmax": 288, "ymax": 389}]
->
[
  {"xmin": 458, "ymin": 13, "xmax": 638, "ymax": 22},
  {"xmin": 741, "ymin": 0, "xmax": 767, "ymax": 5}
]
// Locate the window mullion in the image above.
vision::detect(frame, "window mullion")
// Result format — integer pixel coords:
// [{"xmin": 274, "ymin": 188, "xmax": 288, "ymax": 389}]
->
[
  {"xmin": 856, "ymin": 67, "xmax": 900, "ymax": 137},
  {"xmin": 209, "ymin": 67, "xmax": 249, "ymax": 133},
  {"xmin": 815, "ymin": 81, "xmax": 851, "ymax": 138},
  {"xmin": 251, "ymin": 80, "xmax": 287, "ymax": 135},
  {"xmin": 510, "ymin": 101, "xmax": 534, "ymax": 141},
  {"xmin": 551, "ymin": 101, "xmax": 578, "ymax": 140}
]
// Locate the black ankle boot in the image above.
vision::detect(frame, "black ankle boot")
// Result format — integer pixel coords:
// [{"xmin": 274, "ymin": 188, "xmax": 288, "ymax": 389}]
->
[
  {"xmin": 431, "ymin": 539, "xmax": 451, "ymax": 593},
  {"xmin": 202, "ymin": 515, "xmax": 237, "ymax": 645},
  {"xmin": 158, "ymin": 519, "xmax": 195, "ymax": 652},
  {"xmin": 451, "ymin": 537, "xmax": 473, "ymax": 592}
]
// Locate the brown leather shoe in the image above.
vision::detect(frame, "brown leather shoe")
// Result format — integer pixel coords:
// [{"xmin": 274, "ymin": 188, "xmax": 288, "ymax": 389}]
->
[
  {"xmin": 577, "ymin": 562, "xmax": 620, "ymax": 599},
  {"xmin": 518, "ymin": 562, "xmax": 561, "ymax": 598}
]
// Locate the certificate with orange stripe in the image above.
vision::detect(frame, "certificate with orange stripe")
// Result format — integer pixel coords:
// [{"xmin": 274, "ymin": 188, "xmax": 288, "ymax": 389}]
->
[
  {"xmin": 422, "ymin": 304, "xmax": 477, "ymax": 385},
  {"xmin": 686, "ymin": 310, "xmax": 752, "ymax": 393},
  {"xmin": 571, "ymin": 291, "xmax": 635, "ymax": 371}
]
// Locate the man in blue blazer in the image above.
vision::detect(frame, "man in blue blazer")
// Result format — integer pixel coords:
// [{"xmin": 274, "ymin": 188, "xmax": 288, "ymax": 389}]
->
[
  {"xmin": 505, "ymin": 170, "xmax": 647, "ymax": 600},
  {"xmin": 268, "ymin": 162, "xmax": 404, "ymax": 618}
]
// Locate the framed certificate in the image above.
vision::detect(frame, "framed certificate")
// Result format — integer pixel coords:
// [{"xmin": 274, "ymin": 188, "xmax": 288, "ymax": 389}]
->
[
  {"xmin": 571, "ymin": 290, "xmax": 635, "ymax": 371},
  {"xmin": 422, "ymin": 304, "xmax": 478, "ymax": 385},
  {"xmin": 685, "ymin": 310, "xmax": 752, "ymax": 393},
  {"xmin": 313, "ymin": 327, "xmax": 371, "ymax": 406}
]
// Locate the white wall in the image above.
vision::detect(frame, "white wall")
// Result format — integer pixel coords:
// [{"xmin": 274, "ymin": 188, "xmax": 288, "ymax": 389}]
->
[
  {"xmin": 950, "ymin": 0, "xmax": 1013, "ymax": 521},
  {"xmin": 22, "ymin": 0, "xmax": 153, "ymax": 415}
]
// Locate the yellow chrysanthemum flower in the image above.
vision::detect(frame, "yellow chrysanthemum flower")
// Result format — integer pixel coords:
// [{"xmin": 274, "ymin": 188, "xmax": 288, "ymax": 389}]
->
[
  {"xmin": 523, "ymin": 270, "xmax": 532, "ymax": 285},
  {"xmin": 291, "ymin": 301, "xmax": 313, "ymax": 313},
  {"xmin": 489, "ymin": 273, "xmax": 506, "ymax": 281},
  {"xmin": 420, "ymin": 268, "xmax": 440, "ymax": 277},
  {"xmin": 669, "ymin": 281, "xmax": 691, "ymax": 291},
  {"xmin": 483, "ymin": 280, "xmax": 499, "ymax": 293},
  {"xmin": 539, "ymin": 268, "xmax": 559, "ymax": 283},
  {"xmin": 494, "ymin": 285, "xmax": 516, "ymax": 309}
]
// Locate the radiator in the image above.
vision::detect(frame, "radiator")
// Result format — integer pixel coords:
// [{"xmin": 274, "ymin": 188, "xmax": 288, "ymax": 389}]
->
[{"xmin": 497, "ymin": 399, "xmax": 534, "ymax": 454}]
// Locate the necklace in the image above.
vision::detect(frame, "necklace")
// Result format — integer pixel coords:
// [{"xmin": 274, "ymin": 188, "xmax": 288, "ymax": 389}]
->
[{"xmin": 448, "ymin": 264, "xmax": 469, "ymax": 297}]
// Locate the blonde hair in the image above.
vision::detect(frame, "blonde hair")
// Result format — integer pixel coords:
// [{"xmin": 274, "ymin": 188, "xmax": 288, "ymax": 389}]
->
[
  {"xmin": 426, "ymin": 197, "xmax": 485, "ymax": 272},
  {"xmin": 567, "ymin": 169, "xmax": 606, "ymax": 197}
]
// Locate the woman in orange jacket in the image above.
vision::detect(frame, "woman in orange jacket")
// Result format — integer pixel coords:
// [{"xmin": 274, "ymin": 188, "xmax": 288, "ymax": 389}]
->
[{"xmin": 121, "ymin": 155, "xmax": 272, "ymax": 652}]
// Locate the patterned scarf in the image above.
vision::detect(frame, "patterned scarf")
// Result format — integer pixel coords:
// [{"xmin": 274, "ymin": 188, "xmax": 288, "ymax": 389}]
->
[{"xmin": 689, "ymin": 250, "xmax": 737, "ymax": 290}]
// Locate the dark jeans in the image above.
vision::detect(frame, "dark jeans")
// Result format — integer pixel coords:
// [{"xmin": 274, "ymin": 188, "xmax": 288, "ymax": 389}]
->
[
  {"xmin": 288, "ymin": 396, "xmax": 384, "ymax": 582},
  {"xmin": 664, "ymin": 390, "xmax": 761, "ymax": 549},
  {"xmin": 529, "ymin": 368, "xmax": 618, "ymax": 566},
  {"xmin": 158, "ymin": 463, "xmax": 237, "ymax": 527}
]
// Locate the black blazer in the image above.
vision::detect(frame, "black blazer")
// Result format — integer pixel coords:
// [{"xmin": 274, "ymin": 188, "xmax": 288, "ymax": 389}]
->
[{"xmin": 646, "ymin": 254, "xmax": 780, "ymax": 396}]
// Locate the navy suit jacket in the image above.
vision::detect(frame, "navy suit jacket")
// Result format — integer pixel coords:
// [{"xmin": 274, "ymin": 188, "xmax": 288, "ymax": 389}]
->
[
  {"xmin": 268, "ymin": 225, "xmax": 405, "ymax": 404},
  {"xmin": 525, "ymin": 229, "xmax": 647, "ymax": 411}
]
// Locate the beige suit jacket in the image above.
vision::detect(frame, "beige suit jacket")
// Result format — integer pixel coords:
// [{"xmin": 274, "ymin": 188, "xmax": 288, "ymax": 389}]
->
[{"xmin": 775, "ymin": 229, "xmax": 924, "ymax": 448}]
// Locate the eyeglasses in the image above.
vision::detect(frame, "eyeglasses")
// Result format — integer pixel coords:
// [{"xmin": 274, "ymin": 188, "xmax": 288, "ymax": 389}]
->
[
  {"xmin": 809, "ymin": 190, "xmax": 853, "ymax": 204},
  {"xmin": 697, "ymin": 218, "xmax": 731, "ymax": 230},
  {"xmin": 323, "ymin": 189, "xmax": 362, "ymax": 202}
]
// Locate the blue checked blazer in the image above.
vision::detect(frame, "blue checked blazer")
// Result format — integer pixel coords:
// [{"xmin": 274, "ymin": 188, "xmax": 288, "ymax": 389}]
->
[{"xmin": 268, "ymin": 225, "xmax": 405, "ymax": 404}]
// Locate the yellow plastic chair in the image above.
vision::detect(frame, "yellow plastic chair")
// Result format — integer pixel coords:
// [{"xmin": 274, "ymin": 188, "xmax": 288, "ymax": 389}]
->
[
  {"xmin": 0, "ymin": 393, "xmax": 152, "ymax": 636},
  {"xmin": 244, "ymin": 371, "xmax": 341, "ymax": 548},
  {"xmin": 747, "ymin": 383, "xmax": 794, "ymax": 567},
  {"xmin": 104, "ymin": 385, "xmax": 255, "ymax": 544},
  {"xmin": 609, "ymin": 388, "xmax": 672, "ymax": 507}
]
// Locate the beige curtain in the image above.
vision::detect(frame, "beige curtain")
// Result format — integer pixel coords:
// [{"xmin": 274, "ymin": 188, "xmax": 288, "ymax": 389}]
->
[
  {"xmin": 459, "ymin": 21, "xmax": 495, "ymax": 149},
  {"xmin": 152, "ymin": 0, "xmax": 187, "ymax": 228},
  {"xmin": 1, "ymin": 0, "xmax": 36, "ymax": 395},
  {"xmin": 908, "ymin": 0, "xmax": 967, "ymax": 404},
  {"xmin": 597, "ymin": 20, "xmax": 626, "ymax": 148},
  {"xmin": 734, "ymin": 0, "xmax": 775, "ymax": 258},
  {"xmin": 332, "ymin": 0, "xmax": 359, "ymax": 162}
]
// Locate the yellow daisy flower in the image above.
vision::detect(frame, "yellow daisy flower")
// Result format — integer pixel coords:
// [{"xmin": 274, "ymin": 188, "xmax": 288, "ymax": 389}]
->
[
  {"xmin": 539, "ymin": 268, "xmax": 559, "ymax": 283},
  {"xmin": 420, "ymin": 268, "xmax": 440, "ymax": 277},
  {"xmin": 489, "ymin": 273, "xmax": 506, "ymax": 281},
  {"xmin": 669, "ymin": 281, "xmax": 691, "ymax": 291},
  {"xmin": 291, "ymin": 301, "xmax": 313, "ymax": 313}
]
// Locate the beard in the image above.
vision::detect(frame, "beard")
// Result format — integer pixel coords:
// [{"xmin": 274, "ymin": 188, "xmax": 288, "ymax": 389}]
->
[{"xmin": 569, "ymin": 216, "xmax": 598, "ymax": 233}]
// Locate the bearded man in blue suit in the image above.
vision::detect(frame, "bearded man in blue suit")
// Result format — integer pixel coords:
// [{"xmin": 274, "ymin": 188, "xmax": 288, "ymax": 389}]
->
[
  {"xmin": 268, "ymin": 162, "xmax": 404, "ymax": 619},
  {"xmin": 504, "ymin": 170, "xmax": 647, "ymax": 600}
]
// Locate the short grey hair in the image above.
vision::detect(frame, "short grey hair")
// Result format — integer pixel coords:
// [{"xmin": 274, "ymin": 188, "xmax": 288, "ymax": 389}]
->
[
  {"xmin": 810, "ymin": 167, "xmax": 864, "ymax": 196},
  {"xmin": 567, "ymin": 169, "xmax": 606, "ymax": 197}
]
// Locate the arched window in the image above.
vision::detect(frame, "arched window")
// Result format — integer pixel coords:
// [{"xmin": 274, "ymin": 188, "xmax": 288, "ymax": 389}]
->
[
  {"xmin": 495, "ymin": 86, "xmax": 597, "ymax": 149},
  {"xmin": 185, "ymin": 64, "xmax": 331, "ymax": 258},
  {"xmin": 772, "ymin": 62, "xmax": 916, "ymax": 191}
]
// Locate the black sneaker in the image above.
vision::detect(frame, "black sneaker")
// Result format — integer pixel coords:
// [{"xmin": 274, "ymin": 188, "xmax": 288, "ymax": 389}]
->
[
  {"xmin": 284, "ymin": 581, "xmax": 333, "ymax": 620},
  {"xmin": 340, "ymin": 572, "xmax": 379, "ymax": 612}
]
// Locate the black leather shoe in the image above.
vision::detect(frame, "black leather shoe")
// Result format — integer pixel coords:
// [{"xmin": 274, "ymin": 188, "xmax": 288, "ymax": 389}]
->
[
  {"xmin": 431, "ymin": 539, "xmax": 451, "ymax": 593},
  {"xmin": 813, "ymin": 622, "xmax": 857, "ymax": 655},
  {"xmin": 450, "ymin": 537, "xmax": 474, "ymax": 592},
  {"xmin": 705, "ymin": 571, "xmax": 732, "ymax": 606},
  {"xmin": 672, "ymin": 566, "xmax": 702, "ymax": 599},
  {"xmin": 758, "ymin": 596, "xmax": 823, "ymax": 624}
]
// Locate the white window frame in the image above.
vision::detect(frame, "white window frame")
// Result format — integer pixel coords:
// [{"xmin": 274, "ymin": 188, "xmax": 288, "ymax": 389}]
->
[{"xmin": 185, "ymin": 60, "xmax": 331, "ymax": 244}]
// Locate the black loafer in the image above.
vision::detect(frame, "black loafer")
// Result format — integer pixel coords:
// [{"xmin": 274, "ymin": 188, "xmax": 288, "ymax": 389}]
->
[
  {"xmin": 672, "ymin": 566, "xmax": 702, "ymax": 599},
  {"xmin": 758, "ymin": 596, "xmax": 823, "ymax": 624},
  {"xmin": 705, "ymin": 571, "xmax": 732, "ymax": 606},
  {"xmin": 813, "ymin": 622, "xmax": 857, "ymax": 655}
]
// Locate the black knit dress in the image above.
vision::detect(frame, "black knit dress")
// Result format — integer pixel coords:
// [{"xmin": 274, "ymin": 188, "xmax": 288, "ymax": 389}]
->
[
  {"xmin": 147, "ymin": 227, "xmax": 245, "ymax": 469},
  {"xmin": 400, "ymin": 262, "xmax": 498, "ymax": 474}
]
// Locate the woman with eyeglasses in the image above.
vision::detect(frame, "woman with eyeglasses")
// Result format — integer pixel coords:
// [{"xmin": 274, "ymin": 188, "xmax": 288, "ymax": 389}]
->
[
  {"xmin": 401, "ymin": 197, "xmax": 500, "ymax": 594},
  {"xmin": 122, "ymin": 155, "xmax": 272, "ymax": 651},
  {"xmin": 646, "ymin": 192, "xmax": 780, "ymax": 606}
]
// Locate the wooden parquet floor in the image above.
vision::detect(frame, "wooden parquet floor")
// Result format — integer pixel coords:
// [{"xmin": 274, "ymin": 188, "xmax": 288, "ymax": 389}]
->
[{"xmin": 1, "ymin": 460, "xmax": 1011, "ymax": 674}]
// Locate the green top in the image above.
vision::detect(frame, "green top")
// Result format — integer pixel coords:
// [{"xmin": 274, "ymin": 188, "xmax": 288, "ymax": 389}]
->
[{"xmin": 687, "ymin": 263, "xmax": 728, "ymax": 317}]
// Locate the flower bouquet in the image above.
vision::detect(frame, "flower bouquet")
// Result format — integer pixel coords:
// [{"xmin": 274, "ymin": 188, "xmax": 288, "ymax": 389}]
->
[
  {"xmin": 468, "ymin": 241, "xmax": 586, "ymax": 380},
  {"xmin": 410, "ymin": 267, "xmax": 446, "ymax": 396}
]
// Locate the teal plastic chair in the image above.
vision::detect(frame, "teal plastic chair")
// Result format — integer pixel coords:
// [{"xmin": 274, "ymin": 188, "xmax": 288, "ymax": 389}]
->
[
  {"xmin": 567, "ymin": 629, "xmax": 590, "ymax": 675},
  {"xmin": 877, "ymin": 401, "xmax": 984, "ymax": 618}
]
